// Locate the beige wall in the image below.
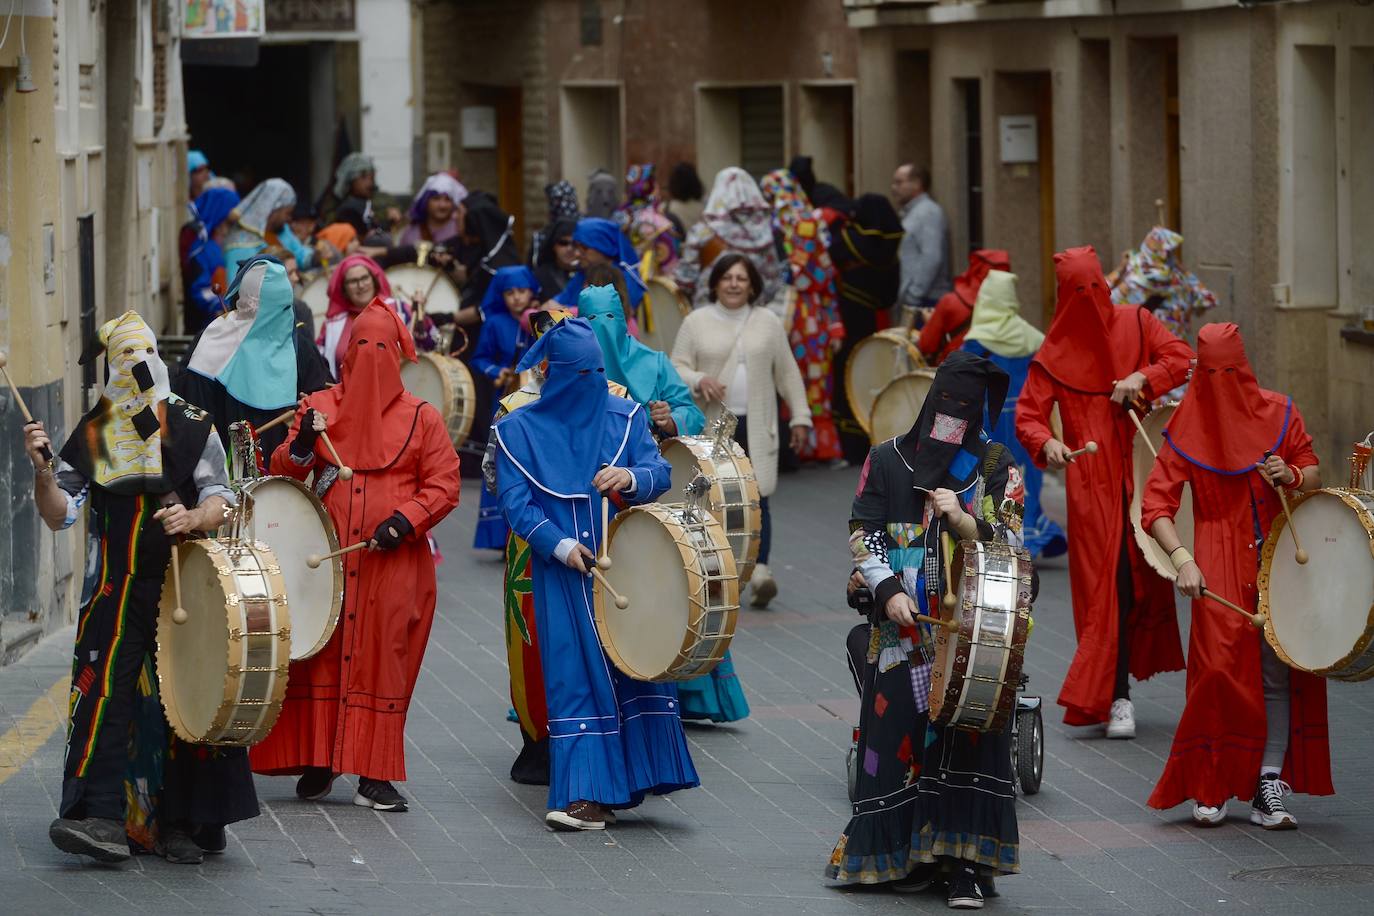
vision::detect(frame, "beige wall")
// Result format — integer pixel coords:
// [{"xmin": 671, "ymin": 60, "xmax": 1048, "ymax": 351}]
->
[{"xmin": 853, "ymin": 1, "xmax": 1374, "ymax": 470}]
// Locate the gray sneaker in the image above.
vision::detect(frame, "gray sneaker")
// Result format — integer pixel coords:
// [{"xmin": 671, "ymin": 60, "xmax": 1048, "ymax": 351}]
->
[
  {"xmin": 49, "ymin": 817, "xmax": 130, "ymax": 864},
  {"xmin": 155, "ymin": 827, "xmax": 205, "ymax": 865}
]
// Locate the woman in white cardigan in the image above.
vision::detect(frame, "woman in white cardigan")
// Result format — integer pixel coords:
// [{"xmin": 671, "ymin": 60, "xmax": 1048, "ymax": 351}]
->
[{"xmin": 671, "ymin": 253, "xmax": 812, "ymax": 608}]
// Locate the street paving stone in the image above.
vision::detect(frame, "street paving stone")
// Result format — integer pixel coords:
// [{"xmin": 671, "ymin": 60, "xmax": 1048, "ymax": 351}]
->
[{"xmin": 2, "ymin": 464, "xmax": 1373, "ymax": 914}]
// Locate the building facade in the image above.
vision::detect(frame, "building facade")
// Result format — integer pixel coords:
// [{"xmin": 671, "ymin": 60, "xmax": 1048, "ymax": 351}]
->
[
  {"xmin": 418, "ymin": 0, "xmax": 861, "ymax": 247},
  {"xmin": 847, "ymin": 0, "xmax": 1374, "ymax": 467},
  {"xmin": 1, "ymin": 0, "xmax": 186, "ymax": 664}
]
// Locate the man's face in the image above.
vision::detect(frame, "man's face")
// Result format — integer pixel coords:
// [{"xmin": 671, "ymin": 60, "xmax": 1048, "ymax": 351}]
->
[
  {"xmin": 350, "ymin": 171, "xmax": 376, "ymax": 199},
  {"xmin": 190, "ymin": 166, "xmax": 211, "ymax": 197},
  {"xmin": 891, "ymin": 166, "xmax": 920, "ymax": 206}
]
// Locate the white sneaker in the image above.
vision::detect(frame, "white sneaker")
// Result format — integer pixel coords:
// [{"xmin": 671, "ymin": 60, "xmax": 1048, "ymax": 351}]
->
[
  {"xmin": 1192, "ymin": 801, "xmax": 1226, "ymax": 826},
  {"xmin": 749, "ymin": 563, "xmax": 777, "ymax": 608},
  {"xmin": 1106, "ymin": 698, "xmax": 1135, "ymax": 739},
  {"xmin": 1251, "ymin": 774, "xmax": 1298, "ymax": 830}
]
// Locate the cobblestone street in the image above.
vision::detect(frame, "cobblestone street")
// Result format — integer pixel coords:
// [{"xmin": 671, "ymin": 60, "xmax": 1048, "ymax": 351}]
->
[{"xmin": 2, "ymin": 464, "xmax": 1374, "ymax": 915}]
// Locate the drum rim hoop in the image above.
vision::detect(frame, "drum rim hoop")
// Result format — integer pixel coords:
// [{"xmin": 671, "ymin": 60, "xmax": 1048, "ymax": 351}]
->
[
  {"xmin": 845, "ymin": 332, "xmax": 925, "ymax": 435},
  {"xmin": 869, "ymin": 369, "xmax": 939, "ymax": 446},
  {"xmin": 661, "ymin": 437, "xmax": 762, "ymax": 581},
  {"xmin": 1259, "ymin": 487, "xmax": 1374, "ymax": 679}
]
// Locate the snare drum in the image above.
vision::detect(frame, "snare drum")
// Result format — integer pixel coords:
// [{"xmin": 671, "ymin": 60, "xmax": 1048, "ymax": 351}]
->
[
  {"xmin": 658, "ymin": 436, "xmax": 762, "ymax": 583},
  {"xmin": 1260, "ymin": 488, "xmax": 1374, "ymax": 681},
  {"xmin": 301, "ymin": 272, "xmax": 330, "ymax": 331},
  {"xmin": 1129, "ymin": 403, "xmax": 1195, "ymax": 580},
  {"xmin": 400, "ymin": 352, "xmax": 476, "ymax": 448},
  {"xmin": 640, "ymin": 276, "xmax": 691, "ymax": 356},
  {"xmin": 869, "ymin": 370, "xmax": 937, "ymax": 444},
  {"xmin": 157, "ymin": 539, "xmax": 290, "ymax": 746},
  {"xmin": 845, "ymin": 330, "xmax": 925, "ymax": 435},
  {"xmin": 230, "ymin": 477, "xmax": 343, "ymax": 660},
  {"xmin": 929, "ymin": 540, "xmax": 1034, "ymax": 732},
  {"xmin": 594, "ymin": 503, "xmax": 739, "ymax": 682},
  {"xmin": 385, "ymin": 264, "xmax": 463, "ymax": 315}
]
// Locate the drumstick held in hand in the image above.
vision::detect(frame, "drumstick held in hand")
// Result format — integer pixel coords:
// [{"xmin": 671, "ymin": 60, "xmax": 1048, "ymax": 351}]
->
[
  {"xmin": 0, "ymin": 352, "xmax": 53, "ymax": 463},
  {"xmin": 1067, "ymin": 441, "xmax": 1099, "ymax": 460},
  {"xmin": 255, "ymin": 408, "xmax": 298, "ymax": 435},
  {"xmin": 318, "ymin": 430, "xmax": 354, "ymax": 480},
  {"xmin": 598, "ymin": 464, "xmax": 613, "ymax": 570},
  {"xmin": 1201, "ymin": 587, "xmax": 1265, "ymax": 628},
  {"xmin": 306, "ymin": 541, "xmax": 369, "ymax": 569},
  {"xmin": 170, "ymin": 543, "xmax": 188, "ymax": 625},
  {"xmin": 941, "ymin": 532, "xmax": 958, "ymax": 612},
  {"xmin": 1262, "ymin": 456, "xmax": 1309, "ymax": 565},
  {"xmin": 1128, "ymin": 409, "xmax": 1157, "ymax": 459},
  {"xmin": 588, "ymin": 564, "xmax": 630, "ymax": 610}
]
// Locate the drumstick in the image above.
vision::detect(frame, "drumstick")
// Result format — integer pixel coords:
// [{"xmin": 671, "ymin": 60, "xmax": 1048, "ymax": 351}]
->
[
  {"xmin": 306, "ymin": 540, "xmax": 369, "ymax": 569},
  {"xmin": 1262, "ymin": 454, "xmax": 1309, "ymax": 565},
  {"xmin": 0, "ymin": 352, "xmax": 53, "ymax": 463},
  {"xmin": 597, "ymin": 464, "xmax": 614, "ymax": 570},
  {"xmin": 318, "ymin": 430, "xmax": 354, "ymax": 480},
  {"xmin": 170, "ymin": 542, "xmax": 188, "ymax": 625},
  {"xmin": 255, "ymin": 408, "xmax": 298, "ymax": 435},
  {"xmin": 916, "ymin": 611, "xmax": 958, "ymax": 631},
  {"xmin": 1128, "ymin": 408, "xmax": 1157, "ymax": 459},
  {"xmin": 1067, "ymin": 441, "xmax": 1098, "ymax": 460},
  {"xmin": 1201, "ymin": 587, "xmax": 1265, "ymax": 628},
  {"xmin": 941, "ymin": 532, "xmax": 958, "ymax": 612},
  {"xmin": 588, "ymin": 564, "xmax": 630, "ymax": 610}
]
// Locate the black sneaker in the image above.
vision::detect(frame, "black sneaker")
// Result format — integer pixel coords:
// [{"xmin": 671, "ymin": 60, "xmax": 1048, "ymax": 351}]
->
[
  {"xmin": 295, "ymin": 767, "xmax": 338, "ymax": 801},
  {"xmin": 191, "ymin": 824, "xmax": 227, "ymax": 853},
  {"xmin": 1251, "ymin": 773, "xmax": 1298, "ymax": 830},
  {"xmin": 48, "ymin": 817, "xmax": 130, "ymax": 864},
  {"xmin": 353, "ymin": 778, "xmax": 408, "ymax": 812},
  {"xmin": 891, "ymin": 861, "xmax": 940, "ymax": 893},
  {"xmin": 947, "ymin": 865, "xmax": 985, "ymax": 909},
  {"xmin": 155, "ymin": 827, "xmax": 205, "ymax": 865}
]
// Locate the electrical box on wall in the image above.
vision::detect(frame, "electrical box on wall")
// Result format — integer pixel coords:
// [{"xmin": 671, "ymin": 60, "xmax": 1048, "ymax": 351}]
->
[{"xmin": 999, "ymin": 115, "xmax": 1038, "ymax": 164}]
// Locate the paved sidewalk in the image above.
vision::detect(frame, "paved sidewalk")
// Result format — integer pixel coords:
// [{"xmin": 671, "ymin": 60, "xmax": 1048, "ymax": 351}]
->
[{"xmin": 2, "ymin": 464, "xmax": 1373, "ymax": 915}]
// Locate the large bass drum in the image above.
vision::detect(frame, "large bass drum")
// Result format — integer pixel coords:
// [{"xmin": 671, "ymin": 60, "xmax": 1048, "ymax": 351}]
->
[
  {"xmin": 1260, "ymin": 488, "xmax": 1374, "ymax": 681},
  {"xmin": 1129, "ymin": 403, "xmax": 1194, "ymax": 580},
  {"xmin": 231, "ymin": 477, "xmax": 342, "ymax": 660},
  {"xmin": 845, "ymin": 329, "xmax": 925, "ymax": 436},
  {"xmin": 869, "ymin": 370, "xmax": 937, "ymax": 444},
  {"xmin": 640, "ymin": 276, "xmax": 691, "ymax": 356},
  {"xmin": 594, "ymin": 503, "xmax": 739, "ymax": 682},
  {"xmin": 157, "ymin": 539, "xmax": 290, "ymax": 746},
  {"xmin": 929, "ymin": 540, "xmax": 1034, "ymax": 731},
  {"xmin": 401, "ymin": 352, "xmax": 476, "ymax": 449},
  {"xmin": 658, "ymin": 435, "xmax": 762, "ymax": 584},
  {"xmin": 385, "ymin": 264, "xmax": 463, "ymax": 315}
]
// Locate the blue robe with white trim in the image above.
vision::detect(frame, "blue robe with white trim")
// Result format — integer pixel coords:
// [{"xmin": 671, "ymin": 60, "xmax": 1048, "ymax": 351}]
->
[{"xmin": 495, "ymin": 397, "xmax": 699, "ymax": 810}]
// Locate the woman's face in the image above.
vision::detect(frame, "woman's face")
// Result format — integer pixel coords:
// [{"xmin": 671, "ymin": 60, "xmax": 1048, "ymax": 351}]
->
[
  {"xmin": 343, "ymin": 264, "xmax": 377, "ymax": 309},
  {"xmin": 553, "ymin": 235, "xmax": 576, "ymax": 270},
  {"xmin": 427, "ymin": 194, "xmax": 454, "ymax": 223},
  {"xmin": 715, "ymin": 261, "xmax": 753, "ymax": 310},
  {"xmin": 267, "ymin": 204, "xmax": 294, "ymax": 234},
  {"xmin": 503, "ymin": 287, "xmax": 534, "ymax": 318},
  {"xmin": 573, "ymin": 242, "xmax": 610, "ymax": 268}
]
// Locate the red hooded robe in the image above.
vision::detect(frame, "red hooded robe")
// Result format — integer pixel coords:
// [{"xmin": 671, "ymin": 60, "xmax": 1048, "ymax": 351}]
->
[
  {"xmin": 1141, "ymin": 323, "xmax": 1330, "ymax": 809},
  {"xmin": 1014, "ymin": 246, "xmax": 1193, "ymax": 726},
  {"xmin": 917, "ymin": 249, "xmax": 1009, "ymax": 364},
  {"xmin": 252, "ymin": 299, "xmax": 461, "ymax": 781}
]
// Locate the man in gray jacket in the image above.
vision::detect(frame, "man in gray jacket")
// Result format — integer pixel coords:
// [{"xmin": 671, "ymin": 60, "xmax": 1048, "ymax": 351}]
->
[{"xmin": 892, "ymin": 164, "xmax": 951, "ymax": 319}]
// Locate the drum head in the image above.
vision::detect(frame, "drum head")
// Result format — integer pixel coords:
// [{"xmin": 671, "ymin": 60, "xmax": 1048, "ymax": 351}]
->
[
  {"xmin": 846, "ymin": 331, "xmax": 922, "ymax": 434},
  {"xmin": 600, "ymin": 508, "xmax": 695, "ymax": 680},
  {"xmin": 239, "ymin": 477, "xmax": 342, "ymax": 660},
  {"xmin": 386, "ymin": 264, "xmax": 462, "ymax": 314},
  {"xmin": 658, "ymin": 438, "xmax": 708, "ymax": 506},
  {"xmin": 1264, "ymin": 490, "xmax": 1374, "ymax": 675},
  {"xmin": 401, "ymin": 354, "xmax": 449, "ymax": 409},
  {"xmin": 870, "ymin": 371, "xmax": 936, "ymax": 444},
  {"xmin": 159, "ymin": 542, "xmax": 231, "ymax": 740},
  {"xmin": 640, "ymin": 277, "xmax": 688, "ymax": 355},
  {"xmin": 1129, "ymin": 404, "xmax": 1193, "ymax": 581},
  {"xmin": 302, "ymin": 274, "xmax": 330, "ymax": 328}
]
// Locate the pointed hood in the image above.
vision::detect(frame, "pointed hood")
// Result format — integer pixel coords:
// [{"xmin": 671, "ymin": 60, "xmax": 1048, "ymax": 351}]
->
[
  {"xmin": 965, "ymin": 270, "xmax": 1044, "ymax": 358},
  {"xmin": 1034, "ymin": 246, "xmax": 1143, "ymax": 393},
  {"xmin": 328, "ymin": 298, "xmax": 419, "ymax": 470},
  {"xmin": 899, "ymin": 349, "xmax": 1009, "ymax": 492},
  {"xmin": 1163, "ymin": 323, "xmax": 1290, "ymax": 474}
]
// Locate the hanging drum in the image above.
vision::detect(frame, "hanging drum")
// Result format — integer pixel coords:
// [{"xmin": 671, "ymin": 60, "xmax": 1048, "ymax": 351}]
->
[
  {"xmin": 845, "ymin": 329, "xmax": 925, "ymax": 436},
  {"xmin": 658, "ymin": 435, "xmax": 762, "ymax": 584},
  {"xmin": 385, "ymin": 264, "xmax": 463, "ymax": 316},
  {"xmin": 157, "ymin": 539, "xmax": 290, "ymax": 746},
  {"xmin": 1128, "ymin": 403, "xmax": 1195, "ymax": 581},
  {"xmin": 639, "ymin": 276, "xmax": 691, "ymax": 356},
  {"xmin": 401, "ymin": 352, "xmax": 476, "ymax": 449},
  {"xmin": 868, "ymin": 369, "xmax": 937, "ymax": 445}
]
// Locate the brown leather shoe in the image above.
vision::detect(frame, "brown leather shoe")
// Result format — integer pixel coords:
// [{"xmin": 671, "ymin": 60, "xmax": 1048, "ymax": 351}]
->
[{"xmin": 544, "ymin": 799, "xmax": 609, "ymax": 831}]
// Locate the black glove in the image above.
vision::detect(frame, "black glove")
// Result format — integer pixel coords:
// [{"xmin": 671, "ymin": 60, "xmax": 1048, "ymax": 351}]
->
[
  {"xmin": 371, "ymin": 511, "xmax": 413, "ymax": 550},
  {"xmin": 289, "ymin": 409, "xmax": 320, "ymax": 460}
]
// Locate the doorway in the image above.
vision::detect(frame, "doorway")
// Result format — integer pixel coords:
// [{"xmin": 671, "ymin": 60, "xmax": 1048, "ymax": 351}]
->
[
  {"xmin": 798, "ymin": 82, "xmax": 855, "ymax": 195},
  {"xmin": 560, "ymin": 83, "xmax": 623, "ymax": 215},
  {"xmin": 696, "ymin": 84, "xmax": 786, "ymax": 184},
  {"xmin": 992, "ymin": 71, "xmax": 1055, "ymax": 324}
]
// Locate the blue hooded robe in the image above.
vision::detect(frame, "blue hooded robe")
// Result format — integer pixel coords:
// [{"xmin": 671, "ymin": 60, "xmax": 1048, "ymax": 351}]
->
[
  {"xmin": 494, "ymin": 319, "xmax": 699, "ymax": 810},
  {"xmin": 554, "ymin": 217, "xmax": 647, "ymax": 309}
]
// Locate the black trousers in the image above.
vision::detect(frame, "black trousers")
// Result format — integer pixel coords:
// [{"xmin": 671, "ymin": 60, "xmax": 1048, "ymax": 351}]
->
[{"xmin": 1114, "ymin": 495, "xmax": 1134, "ymax": 702}]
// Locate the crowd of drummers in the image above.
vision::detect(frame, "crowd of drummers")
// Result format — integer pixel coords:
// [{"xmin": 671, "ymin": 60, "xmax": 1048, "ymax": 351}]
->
[{"xmin": 17, "ymin": 147, "xmax": 1371, "ymax": 914}]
